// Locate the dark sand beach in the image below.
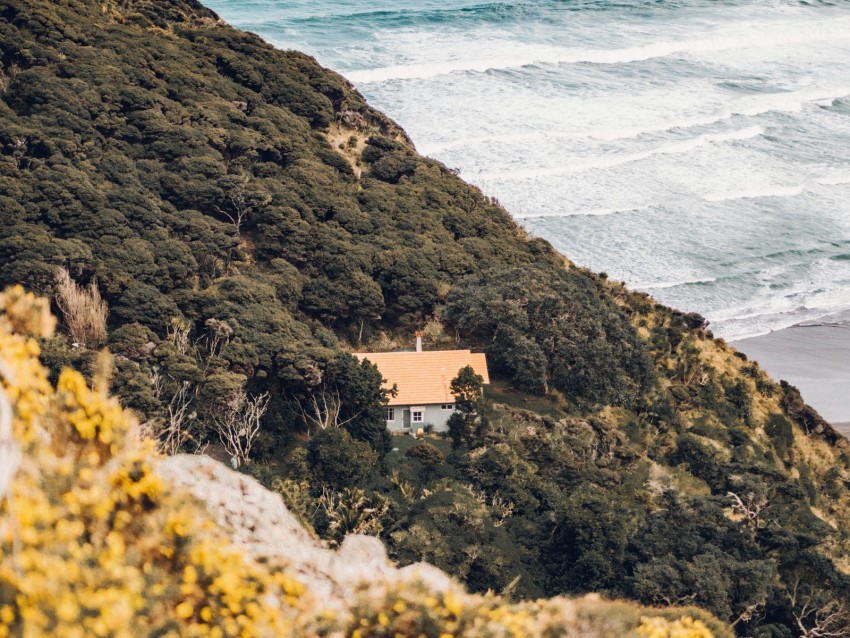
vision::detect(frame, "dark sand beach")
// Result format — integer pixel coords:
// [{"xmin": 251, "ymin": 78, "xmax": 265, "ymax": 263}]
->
[{"xmin": 732, "ymin": 324, "xmax": 850, "ymax": 437}]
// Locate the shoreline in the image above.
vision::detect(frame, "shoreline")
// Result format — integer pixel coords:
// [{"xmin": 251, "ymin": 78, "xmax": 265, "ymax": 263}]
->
[{"xmin": 731, "ymin": 323, "xmax": 850, "ymax": 427}]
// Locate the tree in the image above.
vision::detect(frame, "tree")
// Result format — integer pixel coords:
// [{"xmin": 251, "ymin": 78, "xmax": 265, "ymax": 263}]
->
[
  {"xmin": 300, "ymin": 271, "xmax": 384, "ymax": 340},
  {"xmin": 447, "ymin": 365, "xmax": 486, "ymax": 449},
  {"xmin": 444, "ymin": 266, "xmax": 655, "ymax": 406},
  {"xmin": 298, "ymin": 353, "xmax": 393, "ymax": 455},
  {"xmin": 788, "ymin": 580, "xmax": 850, "ymax": 638},
  {"xmin": 214, "ymin": 172, "xmax": 270, "ymax": 237},
  {"xmin": 307, "ymin": 428, "xmax": 377, "ymax": 490},
  {"xmin": 212, "ymin": 389, "xmax": 271, "ymax": 466}
]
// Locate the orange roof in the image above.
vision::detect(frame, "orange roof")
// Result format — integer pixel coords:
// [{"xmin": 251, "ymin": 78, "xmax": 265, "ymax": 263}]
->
[{"xmin": 354, "ymin": 350, "xmax": 489, "ymax": 406}]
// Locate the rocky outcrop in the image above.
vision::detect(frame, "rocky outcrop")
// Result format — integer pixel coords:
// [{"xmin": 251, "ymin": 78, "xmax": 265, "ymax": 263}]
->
[{"xmin": 158, "ymin": 455, "xmax": 457, "ymax": 611}]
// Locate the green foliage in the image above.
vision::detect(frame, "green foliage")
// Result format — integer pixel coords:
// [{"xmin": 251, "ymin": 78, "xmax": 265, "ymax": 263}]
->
[
  {"xmin": 313, "ymin": 487, "xmax": 390, "ymax": 547},
  {"xmin": 448, "ymin": 365, "xmax": 487, "ymax": 449},
  {"xmin": 780, "ymin": 381, "xmax": 843, "ymax": 444},
  {"xmin": 722, "ymin": 377, "xmax": 752, "ymax": 425},
  {"xmin": 306, "ymin": 428, "xmax": 377, "ymax": 491},
  {"xmin": 327, "ymin": 353, "xmax": 393, "ymax": 455},
  {"xmin": 671, "ymin": 433, "xmax": 727, "ymax": 490},
  {"xmin": 405, "ymin": 441, "xmax": 445, "ymax": 465},
  {"xmin": 445, "ymin": 266, "xmax": 655, "ymax": 406},
  {"xmin": 765, "ymin": 413, "xmax": 794, "ymax": 460},
  {"xmin": 387, "ymin": 484, "xmax": 544, "ymax": 599},
  {"xmin": 546, "ymin": 483, "xmax": 641, "ymax": 593}
]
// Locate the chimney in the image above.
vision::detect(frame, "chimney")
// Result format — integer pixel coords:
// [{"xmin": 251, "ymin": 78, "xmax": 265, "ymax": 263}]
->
[{"xmin": 415, "ymin": 331, "xmax": 423, "ymax": 352}]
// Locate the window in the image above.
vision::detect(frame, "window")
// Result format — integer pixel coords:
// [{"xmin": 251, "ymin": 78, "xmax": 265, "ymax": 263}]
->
[
  {"xmin": 441, "ymin": 403, "xmax": 454, "ymax": 410},
  {"xmin": 386, "ymin": 407, "xmax": 395, "ymax": 422},
  {"xmin": 412, "ymin": 410, "xmax": 424, "ymax": 423}
]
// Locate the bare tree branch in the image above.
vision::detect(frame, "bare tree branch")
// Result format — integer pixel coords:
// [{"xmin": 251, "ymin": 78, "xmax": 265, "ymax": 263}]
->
[
  {"xmin": 213, "ymin": 172, "xmax": 270, "ymax": 237},
  {"xmin": 297, "ymin": 387, "xmax": 363, "ymax": 436},
  {"xmin": 212, "ymin": 390, "xmax": 270, "ymax": 466},
  {"xmin": 727, "ymin": 491, "xmax": 769, "ymax": 529},
  {"xmin": 167, "ymin": 318, "xmax": 191, "ymax": 355},
  {"xmin": 788, "ymin": 581, "xmax": 850, "ymax": 638},
  {"xmin": 138, "ymin": 374, "xmax": 198, "ymax": 456}
]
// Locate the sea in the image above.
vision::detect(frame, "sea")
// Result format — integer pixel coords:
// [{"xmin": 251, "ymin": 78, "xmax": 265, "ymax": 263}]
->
[{"xmin": 205, "ymin": 0, "xmax": 850, "ymax": 342}]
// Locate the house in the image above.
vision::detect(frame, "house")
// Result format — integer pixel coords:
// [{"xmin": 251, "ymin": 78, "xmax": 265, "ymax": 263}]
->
[{"xmin": 355, "ymin": 337, "xmax": 489, "ymax": 433}]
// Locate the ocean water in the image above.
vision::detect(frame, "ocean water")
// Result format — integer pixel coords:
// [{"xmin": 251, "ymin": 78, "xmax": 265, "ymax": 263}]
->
[{"xmin": 206, "ymin": 0, "xmax": 850, "ymax": 341}]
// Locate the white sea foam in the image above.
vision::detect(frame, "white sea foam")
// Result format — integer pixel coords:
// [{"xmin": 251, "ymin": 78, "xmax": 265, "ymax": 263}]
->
[
  {"xmin": 423, "ymin": 83, "xmax": 850, "ymax": 153},
  {"xmin": 516, "ymin": 205, "xmax": 651, "ymax": 219},
  {"xmin": 345, "ymin": 16, "xmax": 850, "ymax": 83},
  {"xmin": 637, "ymin": 277, "xmax": 718, "ymax": 290},
  {"xmin": 733, "ymin": 87, "xmax": 850, "ymax": 118},
  {"xmin": 817, "ymin": 175, "xmax": 850, "ymax": 187},
  {"xmin": 481, "ymin": 126, "xmax": 764, "ymax": 181},
  {"xmin": 702, "ymin": 185, "xmax": 805, "ymax": 203}
]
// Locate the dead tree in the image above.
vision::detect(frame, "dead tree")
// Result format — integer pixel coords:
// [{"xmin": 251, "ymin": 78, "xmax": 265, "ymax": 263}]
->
[
  {"xmin": 138, "ymin": 372, "xmax": 199, "ymax": 456},
  {"xmin": 166, "ymin": 318, "xmax": 191, "ymax": 355},
  {"xmin": 298, "ymin": 388, "xmax": 344, "ymax": 435},
  {"xmin": 789, "ymin": 582, "xmax": 850, "ymax": 638},
  {"xmin": 727, "ymin": 491, "xmax": 769, "ymax": 530},
  {"xmin": 203, "ymin": 318, "xmax": 233, "ymax": 357},
  {"xmin": 297, "ymin": 387, "xmax": 371, "ymax": 437},
  {"xmin": 212, "ymin": 390, "xmax": 270, "ymax": 466}
]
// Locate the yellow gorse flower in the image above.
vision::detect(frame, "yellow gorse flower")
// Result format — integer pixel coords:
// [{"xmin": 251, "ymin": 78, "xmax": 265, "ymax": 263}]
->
[
  {"xmin": 0, "ymin": 288, "xmax": 308, "ymax": 637},
  {"xmin": 637, "ymin": 616, "xmax": 715, "ymax": 638}
]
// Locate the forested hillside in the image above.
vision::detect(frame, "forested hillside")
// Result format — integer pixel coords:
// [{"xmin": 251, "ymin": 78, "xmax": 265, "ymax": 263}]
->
[
  {"xmin": 0, "ymin": 285, "xmax": 730, "ymax": 636},
  {"xmin": 1, "ymin": 0, "xmax": 849, "ymax": 634}
]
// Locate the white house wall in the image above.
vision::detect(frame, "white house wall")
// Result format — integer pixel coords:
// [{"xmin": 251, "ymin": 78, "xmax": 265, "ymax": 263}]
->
[{"xmin": 385, "ymin": 404, "xmax": 456, "ymax": 433}]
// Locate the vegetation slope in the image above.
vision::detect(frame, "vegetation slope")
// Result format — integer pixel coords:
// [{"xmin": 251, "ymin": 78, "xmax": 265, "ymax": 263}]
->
[
  {"xmin": 0, "ymin": 285, "xmax": 728, "ymax": 637},
  {"xmin": 0, "ymin": 0, "xmax": 849, "ymax": 634}
]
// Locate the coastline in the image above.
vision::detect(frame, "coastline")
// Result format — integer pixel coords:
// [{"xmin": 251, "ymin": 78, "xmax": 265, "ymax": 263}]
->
[{"xmin": 731, "ymin": 323, "xmax": 850, "ymax": 430}]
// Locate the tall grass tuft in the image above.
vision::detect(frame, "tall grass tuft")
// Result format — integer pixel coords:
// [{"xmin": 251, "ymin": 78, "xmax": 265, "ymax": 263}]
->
[{"xmin": 55, "ymin": 268, "xmax": 108, "ymax": 348}]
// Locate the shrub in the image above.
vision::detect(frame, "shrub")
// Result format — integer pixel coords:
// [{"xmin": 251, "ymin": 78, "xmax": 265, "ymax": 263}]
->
[
  {"xmin": 0, "ymin": 286, "xmax": 310, "ymax": 636},
  {"xmin": 307, "ymin": 427, "xmax": 378, "ymax": 490},
  {"xmin": 405, "ymin": 441, "xmax": 445, "ymax": 465},
  {"xmin": 54, "ymin": 268, "xmax": 107, "ymax": 348},
  {"xmin": 765, "ymin": 413, "xmax": 794, "ymax": 459}
]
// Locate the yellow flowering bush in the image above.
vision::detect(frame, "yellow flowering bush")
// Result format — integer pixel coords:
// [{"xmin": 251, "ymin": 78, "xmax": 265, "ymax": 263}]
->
[
  {"xmin": 346, "ymin": 582, "xmax": 727, "ymax": 638},
  {"xmin": 0, "ymin": 287, "xmax": 312, "ymax": 637},
  {"xmin": 637, "ymin": 615, "xmax": 715, "ymax": 638}
]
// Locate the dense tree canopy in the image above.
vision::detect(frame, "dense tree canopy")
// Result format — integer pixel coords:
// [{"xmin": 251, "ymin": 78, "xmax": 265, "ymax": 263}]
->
[{"xmin": 445, "ymin": 266, "xmax": 655, "ymax": 405}]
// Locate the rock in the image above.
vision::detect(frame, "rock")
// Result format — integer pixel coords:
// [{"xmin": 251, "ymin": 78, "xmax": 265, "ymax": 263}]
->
[{"xmin": 158, "ymin": 455, "xmax": 463, "ymax": 610}]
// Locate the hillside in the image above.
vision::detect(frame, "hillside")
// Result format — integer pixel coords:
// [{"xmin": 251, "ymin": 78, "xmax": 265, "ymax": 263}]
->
[
  {"xmin": 0, "ymin": 286, "xmax": 728, "ymax": 636},
  {"xmin": 1, "ymin": 0, "xmax": 849, "ymax": 634}
]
